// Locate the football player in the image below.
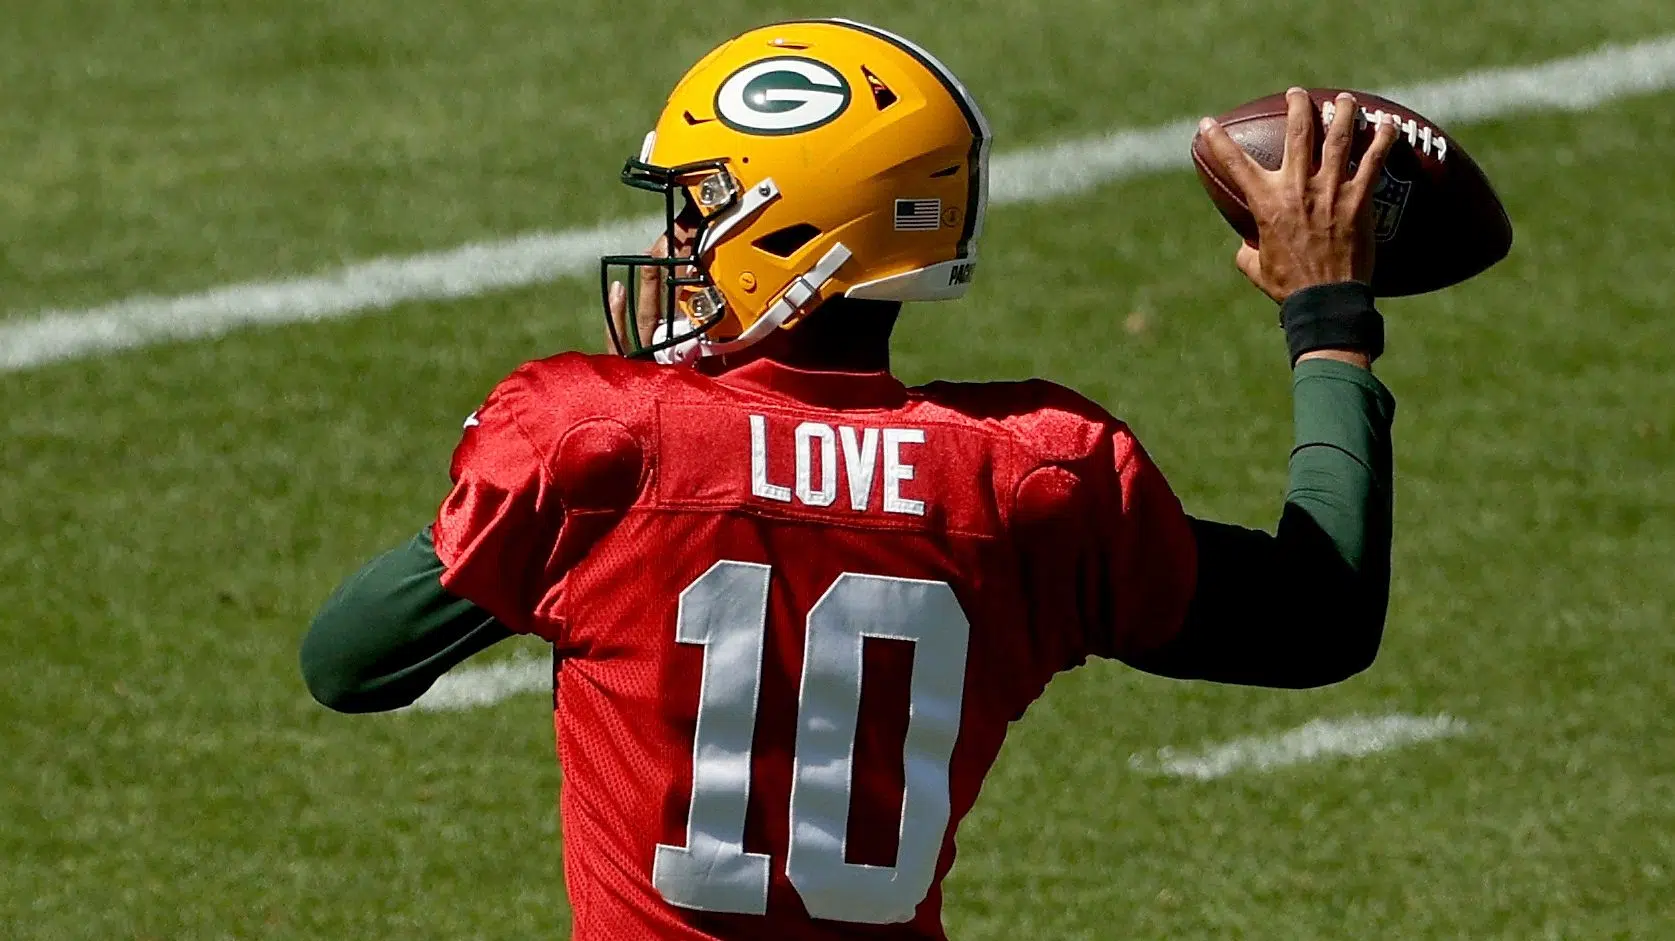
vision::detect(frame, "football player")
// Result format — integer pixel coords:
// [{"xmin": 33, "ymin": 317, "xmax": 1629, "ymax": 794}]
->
[{"xmin": 302, "ymin": 18, "xmax": 1400, "ymax": 940}]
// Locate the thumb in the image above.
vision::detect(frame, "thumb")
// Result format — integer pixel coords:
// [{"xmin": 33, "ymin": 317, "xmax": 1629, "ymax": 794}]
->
[
  {"xmin": 1235, "ymin": 240, "xmax": 1285, "ymax": 304},
  {"xmin": 1235, "ymin": 241, "xmax": 1263, "ymax": 282}
]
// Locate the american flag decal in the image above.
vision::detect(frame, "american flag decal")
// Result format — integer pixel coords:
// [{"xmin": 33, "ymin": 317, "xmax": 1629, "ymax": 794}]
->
[{"xmin": 894, "ymin": 198, "xmax": 942, "ymax": 231}]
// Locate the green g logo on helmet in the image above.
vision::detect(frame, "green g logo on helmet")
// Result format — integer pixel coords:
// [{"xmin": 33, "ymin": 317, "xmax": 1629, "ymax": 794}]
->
[{"xmin": 714, "ymin": 57, "xmax": 853, "ymax": 136}]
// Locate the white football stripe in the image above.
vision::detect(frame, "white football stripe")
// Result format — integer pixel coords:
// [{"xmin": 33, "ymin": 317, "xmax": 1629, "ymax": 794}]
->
[
  {"xmin": 403, "ymin": 653, "xmax": 551, "ymax": 713},
  {"xmin": 5, "ymin": 35, "xmax": 1675, "ymax": 373},
  {"xmin": 1130, "ymin": 714, "xmax": 1470, "ymax": 780}
]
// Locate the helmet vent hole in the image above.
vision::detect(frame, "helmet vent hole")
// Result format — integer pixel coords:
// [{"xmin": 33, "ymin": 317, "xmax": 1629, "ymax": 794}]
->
[
  {"xmin": 753, "ymin": 223, "xmax": 822, "ymax": 258},
  {"xmin": 861, "ymin": 65, "xmax": 898, "ymax": 110},
  {"xmin": 930, "ymin": 165, "xmax": 961, "ymax": 178}
]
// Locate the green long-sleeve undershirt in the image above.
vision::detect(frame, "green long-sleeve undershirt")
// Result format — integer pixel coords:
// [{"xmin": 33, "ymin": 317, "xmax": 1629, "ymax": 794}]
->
[
  {"xmin": 299, "ymin": 529, "xmax": 512, "ymax": 713},
  {"xmin": 1124, "ymin": 357, "xmax": 1396, "ymax": 687},
  {"xmin": 300, "ymin": 357, "xmax": 1394, "ymax": 712}
]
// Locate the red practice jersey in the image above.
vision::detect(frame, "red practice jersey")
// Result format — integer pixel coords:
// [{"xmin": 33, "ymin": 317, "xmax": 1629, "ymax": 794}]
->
[{"xmin": 432, "ymin": 353, "xmax": 1197, "ymax": 940}]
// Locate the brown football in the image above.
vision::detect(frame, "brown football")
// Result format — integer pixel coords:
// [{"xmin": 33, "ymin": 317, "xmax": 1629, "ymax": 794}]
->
[{"xmin": 1190, "ymin": 89, "xmax": 1513, "ymax": 296}]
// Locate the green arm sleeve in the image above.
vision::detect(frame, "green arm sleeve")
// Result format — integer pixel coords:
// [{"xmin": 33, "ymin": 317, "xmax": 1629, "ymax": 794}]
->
[
  {"xmin": 1285, "ymin": 356, "xmax": 1395, "ymax": 612},
  {"xmin": 300, "ymin": 528, "xmax": 514, "ymax": 713},
  {"xmin": 1125, "ymin": 358, "xmax": 1396, "ymax": 688}
]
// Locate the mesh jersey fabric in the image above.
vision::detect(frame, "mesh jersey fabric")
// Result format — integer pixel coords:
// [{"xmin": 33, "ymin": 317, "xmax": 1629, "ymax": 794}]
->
[{"xmin": 432, "ymin": 352, "xmax": 1196, "ymax": 940}]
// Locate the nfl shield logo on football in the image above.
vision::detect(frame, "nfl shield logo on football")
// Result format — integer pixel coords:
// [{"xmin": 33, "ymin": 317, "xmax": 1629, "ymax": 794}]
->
[{"xmin": 1371, "ymin": 168, "xmax": 1413, "ymax": 243}]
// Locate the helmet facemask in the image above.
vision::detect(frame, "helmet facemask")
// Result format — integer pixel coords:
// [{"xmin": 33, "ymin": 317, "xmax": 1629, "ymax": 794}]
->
[{"xmin": 600, "ymin": 158, "xmax": 742, "ymax": 360}]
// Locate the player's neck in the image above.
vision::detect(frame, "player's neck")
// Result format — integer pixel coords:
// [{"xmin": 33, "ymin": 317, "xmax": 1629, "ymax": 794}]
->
[{"xmin": 720, "ymin": 299, "xmax": 899, "ymax": 374}]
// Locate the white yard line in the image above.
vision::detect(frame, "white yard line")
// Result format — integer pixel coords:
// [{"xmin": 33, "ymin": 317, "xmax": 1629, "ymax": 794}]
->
[
  {"xmin": 403, "ymin": 652, "xmax": 552, "ymax": 713},
  {"xmin": 408, "ymin": 663, "xmax": 1470, "ymax": 786},
  {"xmin": 5, "ymin": 35, "xmax": 1675, "ymax": 373},
  {"xmin": 993, "ymin": 33, "xmax": 1675, "ymax": 203},
  {"xmin": 0, "ymin": 217, "xmax": 657, "ymax": 373},
  {"xmin": 1130, "ymin": 714, "xmax": 1470, "ymax": 780}
]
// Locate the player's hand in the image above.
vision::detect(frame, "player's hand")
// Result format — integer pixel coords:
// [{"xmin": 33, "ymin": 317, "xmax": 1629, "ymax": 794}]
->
[
  {"xmin": 606, "ymin": 209, "xmax": 704, "ymax": 355},
  {"xmin": 1198, "ymin": 88, "xmax": 1399, "ymax": 303},
  {"xmin": 606, "ymin": 234, "xmax": 669, "ymax": 354}
]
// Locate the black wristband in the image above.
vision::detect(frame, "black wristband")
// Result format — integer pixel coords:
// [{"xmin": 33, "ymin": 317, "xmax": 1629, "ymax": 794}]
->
[{"xmin": 1279, "ymin": 282, "xmax": 1384, "ymax": 365}]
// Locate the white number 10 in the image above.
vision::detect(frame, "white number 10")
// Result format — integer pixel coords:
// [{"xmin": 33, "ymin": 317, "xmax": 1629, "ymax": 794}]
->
[{"xmin": 652, "ymin": 561, "xmax": 971, "ymax": 925}]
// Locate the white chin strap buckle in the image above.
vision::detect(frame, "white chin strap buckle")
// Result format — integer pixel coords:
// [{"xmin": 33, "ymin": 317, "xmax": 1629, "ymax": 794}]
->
[{"xmin": 652, "ymin": 319, "xmax": 704, "ymax": 366}]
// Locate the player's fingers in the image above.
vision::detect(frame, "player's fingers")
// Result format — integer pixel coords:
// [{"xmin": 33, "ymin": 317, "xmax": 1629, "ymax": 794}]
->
[
  {"xmin": 1350, "ymin": 111, "xmax": 1399, "ymax": 195},
  {"xmin": 673, "ymin": 214, "xmax": 699, "ymax": 267},
  {"xmin": 606, "ymin": 280, "xmax": 629, "ymax": 353},
  {"xmin": 1319, "ymin": 92, "xmax": 1357, "ymax": 186},
  {"xmin": 1197, "ymin": 117, "xmax": 1263, "ymax": 190},
  {"xmin": 1280, "ymin": 86, "xmax": 1317, "ymax": 184},
  {"xmin": 636, "ymin": 257, "xmax": 663, "ymax": 308},
  {"xmin": 636, "ymin": 236, "xmax": 667, "ymax": 345}
]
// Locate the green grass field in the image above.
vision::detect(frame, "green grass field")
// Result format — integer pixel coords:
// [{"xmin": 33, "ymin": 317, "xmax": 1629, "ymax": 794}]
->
[{"xmin": 3, "ymin": 1, "xmax": 1675, "ymax": 938}]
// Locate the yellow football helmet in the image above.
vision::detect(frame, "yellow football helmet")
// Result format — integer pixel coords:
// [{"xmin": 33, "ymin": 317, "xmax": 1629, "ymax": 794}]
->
[{"xmin": 600, "ymin": 18, "xmax": 991, "ymax": 362}]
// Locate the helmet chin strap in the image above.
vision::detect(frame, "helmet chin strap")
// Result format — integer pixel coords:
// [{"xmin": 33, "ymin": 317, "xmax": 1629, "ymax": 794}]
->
[
  {"xmin": 649, "ymin": 318, "xmax": 704, "ymax": 366},
  {"xmin": 653, "ymin": 243, "xmax": 853, "ymax": 365}
]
